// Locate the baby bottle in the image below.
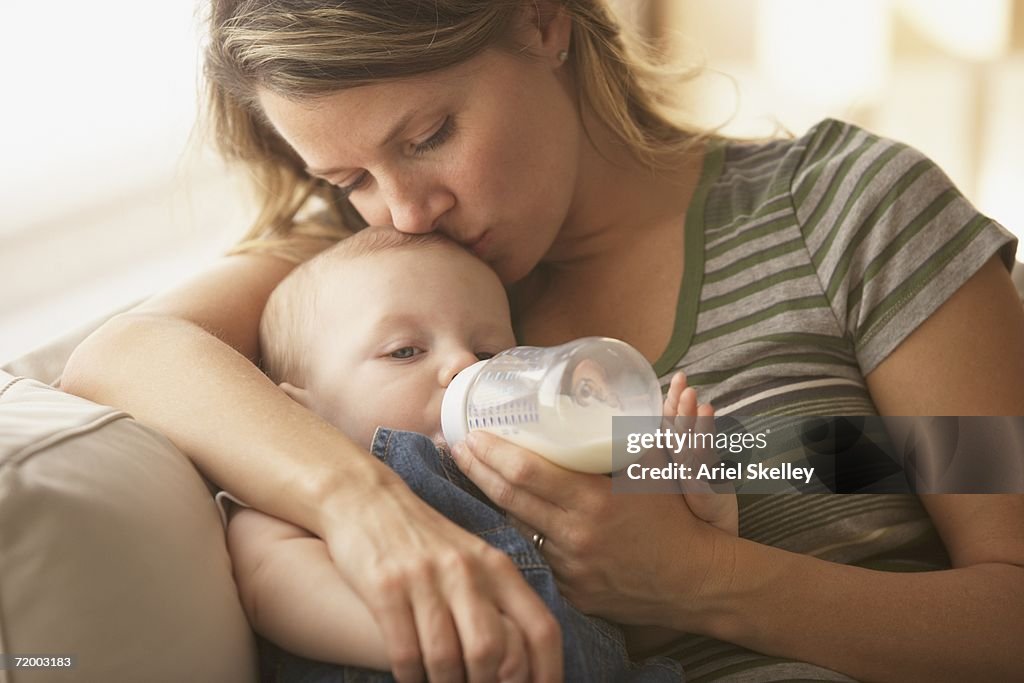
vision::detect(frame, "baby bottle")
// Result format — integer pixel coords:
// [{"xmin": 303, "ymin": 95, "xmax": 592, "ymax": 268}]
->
[{"xmin": 441, "ymin": 337, "xmax": 662, "ymax": 473}]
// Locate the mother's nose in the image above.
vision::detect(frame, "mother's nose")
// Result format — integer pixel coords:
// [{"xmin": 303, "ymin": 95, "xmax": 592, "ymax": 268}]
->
[{"xmin": 385, "ymin": 180, "xmax": 455, "ymax": 235}]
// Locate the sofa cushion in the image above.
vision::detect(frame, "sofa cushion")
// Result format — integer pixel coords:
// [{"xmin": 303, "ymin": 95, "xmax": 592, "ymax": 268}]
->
[{"xmin": 0, "ymin": 372, "xmax": 258, "ymax": 682}]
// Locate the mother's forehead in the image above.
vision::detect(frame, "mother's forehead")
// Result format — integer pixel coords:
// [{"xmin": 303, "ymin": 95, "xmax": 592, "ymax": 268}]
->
[{"xmin": 255, "ymin": 49, "xmax": 523, "ymax": 154}]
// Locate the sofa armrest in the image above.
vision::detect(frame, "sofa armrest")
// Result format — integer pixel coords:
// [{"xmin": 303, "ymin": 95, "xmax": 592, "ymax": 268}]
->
[{"xmin": 0, "ymin": 372, "xmax": 257, "ymax": 682}]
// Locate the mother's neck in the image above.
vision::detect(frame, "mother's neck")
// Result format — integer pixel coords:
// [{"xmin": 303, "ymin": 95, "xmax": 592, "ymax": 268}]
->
[{"xmin": 543, "ymin": 123, "xmax": 702, "ymax": 271}]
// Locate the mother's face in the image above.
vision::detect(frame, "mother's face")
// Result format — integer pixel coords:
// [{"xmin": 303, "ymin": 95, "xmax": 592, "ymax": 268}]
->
[{"xmin": 258, "ymin": 41, "xmax": 580, "ymax": 285}]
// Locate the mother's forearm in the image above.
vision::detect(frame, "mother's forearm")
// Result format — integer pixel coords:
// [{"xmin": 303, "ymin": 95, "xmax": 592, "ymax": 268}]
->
[
  {"xmin": 62, "ymin": 313, "xmax": 394, "ymax": 535},
  {"xmin": 687, "ymin": 536, "xmax": 1024, "ymax": 682}
]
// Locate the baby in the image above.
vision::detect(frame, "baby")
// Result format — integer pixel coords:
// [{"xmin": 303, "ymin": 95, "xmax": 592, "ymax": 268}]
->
[{"xmin": 227, "ymin": 226, "xmax": 734, "ymax": 681}]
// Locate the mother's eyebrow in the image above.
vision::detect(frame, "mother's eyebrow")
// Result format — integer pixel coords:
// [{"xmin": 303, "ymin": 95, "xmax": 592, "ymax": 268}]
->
[{"xmin": 305, "ymin": 109, "xmax": 420, "ymax": 176}]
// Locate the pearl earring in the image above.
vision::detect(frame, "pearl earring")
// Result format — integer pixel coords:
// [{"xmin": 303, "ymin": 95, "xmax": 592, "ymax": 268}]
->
[{"xmin": 557, "ymin": 49, "xmax": 568, "ymax": 63}]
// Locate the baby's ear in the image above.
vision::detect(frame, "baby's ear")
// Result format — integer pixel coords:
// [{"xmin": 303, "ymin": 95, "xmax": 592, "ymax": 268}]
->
[{"xmin": 279, "ymin": 382, "xmax": 313, "ymax": 409}]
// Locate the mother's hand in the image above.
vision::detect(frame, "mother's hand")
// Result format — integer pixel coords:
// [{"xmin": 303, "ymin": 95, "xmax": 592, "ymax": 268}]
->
[
  {"xmin": 319, "ymin": 475, "xmax": 561, "ymax": 683},
  {"xmin": 452, "ymin": 432, "xmax": 727, "ymax": 630}
]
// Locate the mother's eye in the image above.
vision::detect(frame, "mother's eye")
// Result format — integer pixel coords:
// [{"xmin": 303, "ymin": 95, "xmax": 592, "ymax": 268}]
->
[
  {"xmin": 335, "ymin": 171, "xmax": 369, "ymax": 198},
  {"xmin": 412, "ymin": 115, "xmax": 455, "ymax": 155}
]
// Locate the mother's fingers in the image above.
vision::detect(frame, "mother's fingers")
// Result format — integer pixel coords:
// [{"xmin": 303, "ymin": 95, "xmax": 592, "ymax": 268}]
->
[
  {"xmin": 410, "ymin": 574, "xmax": 466, "ymax": 683},
  {"xmin": 365, "ymin": 589, "xmax": 425, "ymax": 683},
  {"xmin": 451, "ymin": 436, "xmax": 570, "ymax": 523},
  {"xmin": 492, "ymin": 563, "xmax": 564, "ymax": 683},
  {"xmin": 496, "ymin": 615, "xmax": 530, "ymax": 683},
  {"xmin": 447, "ymin": 547, "xmax": 563, "ymax": 683},
  {"xmin": 444, "ymin": 556, "xmax": 508, "ymax": 683},
  {"xmin": 340, "ymin": 487, "xmax": 559, "ymax": 683},
  {"xmin": 454, "ymin": 431, "xmax": 604, "ymax": 510}
]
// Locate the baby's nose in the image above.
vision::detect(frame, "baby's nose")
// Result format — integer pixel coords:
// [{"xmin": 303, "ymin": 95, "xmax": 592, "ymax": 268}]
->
[{"xmin": 440, "ymin": 351, "xmax": 481, "ymax": 388}]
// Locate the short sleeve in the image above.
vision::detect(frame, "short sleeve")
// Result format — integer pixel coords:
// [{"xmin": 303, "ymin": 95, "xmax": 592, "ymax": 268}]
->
[
  {"xmin": 215, "ymin": 489, "xmax": 251, "ymax": 527},
  {"xmin": 791, "ymin": 119, "xmax": 1018, "ymax": 374}
]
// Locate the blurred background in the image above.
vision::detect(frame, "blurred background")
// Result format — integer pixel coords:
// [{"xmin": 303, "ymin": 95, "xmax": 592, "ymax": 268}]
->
[{"xmin": 2, "ymin": 1, "xmax": 1022, "ymax": 363}]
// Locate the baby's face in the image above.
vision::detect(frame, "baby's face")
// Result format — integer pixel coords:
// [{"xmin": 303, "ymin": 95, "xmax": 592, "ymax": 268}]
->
[{"xmin": 304, "ymin": 245, "xmax": 515, "ymax": 447}]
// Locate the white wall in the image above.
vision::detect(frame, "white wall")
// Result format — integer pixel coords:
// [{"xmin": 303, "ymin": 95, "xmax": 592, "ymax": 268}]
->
[
  {"xmin": 0, "ymin": 2, "xmax": 254, "ymax": 363},
  {"xmin": 665, "ymin": 0, "xmax": 1023, "ymax": 259}
]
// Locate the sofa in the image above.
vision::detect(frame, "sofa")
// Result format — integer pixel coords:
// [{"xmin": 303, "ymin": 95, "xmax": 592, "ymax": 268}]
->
[
  {"xmin": 2, "ymin": 261, "xmax": 1023, "ymax": 682},
  {"xmin": 0, "ymin": 313, "xmax": 259, "ymax": 683}
]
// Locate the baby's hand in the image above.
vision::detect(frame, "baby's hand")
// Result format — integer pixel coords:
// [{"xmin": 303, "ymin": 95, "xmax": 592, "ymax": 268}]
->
[{"xmin": 663, "ymin": 372, "xmax": 739, "ymax": 537}]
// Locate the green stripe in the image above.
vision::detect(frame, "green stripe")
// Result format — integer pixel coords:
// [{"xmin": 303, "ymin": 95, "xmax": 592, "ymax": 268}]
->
[
  {"xmin": 793, "ymin": 121, "xmax": 860, "ymax": 207},
  {"xmin": 744, "ymin": 496, "xmax": 918, "ymax": 546},
  {"xmin": 703, "ymin": 237, "xmax": 805, "ymax": 285},
  {"xmin": 857, "ymin": 214, "xmax": 990, "ymax": 346},
  {"xmin": 702, "ymin": 263, "xmax": 816, "ymax": 312},
  {"xmin": 806, "ymin": 143, "xmax": 903, "ymax": 267},
  {"xmin": 667, "ymin": 639, "xmax": 745, "ymax": 668},
  {"xmin": 760, "ymin": 398, "xmax": 876, "ymax": 418},
  {"xmin": 755, "ymin": 503, "xmax": 916, "ymax": 549},
  {"xmin": 705, "ymin": 214, "xmax": 797, "ymax": 260},
  {"xmin": 750, "ymin": 332, "xmax": 853, "ymax": 352},
  {"xmin": 686, "ymin": 649, "xmax": 761, "ymax": 675},
  {"xmin": 704, "ymin": 193, "xmax": 792, "ymax": 239},
  {"xmin": 845, "ymin": 188, "xmax": 958, "ymax": 316},
  {"xmin": 690, "ymin": 656, "xmax": 828, "ymax": 683},
  {"xmin": 692, "ymin": 295, "xmax": 829, "ymax": 346},
  {"xmin": 801, "ymin": 139, "xmax": 882, "ymax": 255},
  {"xmin": 741, "ymin": 493, "xmax": 913, "ymax": 538},
  {"xmin": 687, "ymin": 353, "xmax": 855, "ymax": 386},
  {"xmin": 652, "ymin": 142, "xmax": 724, "ymax": 377},
  {"xmin": 824, "ymin": 158, "xmax": 935, "ymax": 301}
]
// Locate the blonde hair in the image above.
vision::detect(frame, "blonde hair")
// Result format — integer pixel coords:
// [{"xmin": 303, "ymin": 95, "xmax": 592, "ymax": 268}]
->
[
  {"xmin": 204, "ymin": 0, "xmax": 708, "ymax": 261},
  {"xmin": 260, "ymin": 227, "xmax": 471, "ymax": 386}
]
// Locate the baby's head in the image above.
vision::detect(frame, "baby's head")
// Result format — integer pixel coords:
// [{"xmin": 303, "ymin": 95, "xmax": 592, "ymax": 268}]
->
[{"xmin": 260, "ymin": 226, "xmax": 515, "ymax": 447}]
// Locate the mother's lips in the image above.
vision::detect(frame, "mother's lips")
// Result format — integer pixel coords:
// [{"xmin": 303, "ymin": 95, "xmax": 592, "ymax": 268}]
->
[{"xmin": 465, "ymin": 230, "xmax": 490, "ymax": 258}]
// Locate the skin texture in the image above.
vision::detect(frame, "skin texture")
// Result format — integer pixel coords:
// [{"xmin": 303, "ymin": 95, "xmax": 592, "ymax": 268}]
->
[
  {"xmin": 229, "ymin": 243, "xmax": 531, "ymax": 682},
  {"xmin": 61, "ymin": 2, "xmax": 1024, "ymax": 680},
  {"xmin": 279, "ymin": 245, "xmax": 516, "ymax": 447},
  {"xmin": 231, "ymin": 240, "xmax": 733, "ymax": 673},
  {"xmin": 258, "ymin": 46, "xmax": 580, "ymax": 287}
]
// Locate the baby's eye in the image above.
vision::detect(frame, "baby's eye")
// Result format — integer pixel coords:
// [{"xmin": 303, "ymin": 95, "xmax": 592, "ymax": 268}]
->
[{"xmin": 390, "ymin": 347, "xmax": 422, "ymax": 359}]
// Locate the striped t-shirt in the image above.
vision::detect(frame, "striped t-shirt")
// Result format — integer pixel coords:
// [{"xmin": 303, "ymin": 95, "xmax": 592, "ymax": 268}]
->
[{"xmin": 650, "ymin": 119, "xmax": 1017, "ymax": 681}]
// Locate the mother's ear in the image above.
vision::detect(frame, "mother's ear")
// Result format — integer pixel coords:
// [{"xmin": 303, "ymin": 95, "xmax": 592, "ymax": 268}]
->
[{"xmin": 517, "ymin": 0, "xmax": 573, "ymax": 64}]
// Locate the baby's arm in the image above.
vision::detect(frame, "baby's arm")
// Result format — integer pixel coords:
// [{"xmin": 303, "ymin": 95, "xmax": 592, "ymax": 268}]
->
[
  {"xmin": 226, "ymin": 507, "xmax": 390, "ymax": 669},
  {"xmin": 663, "ymin": 372, "xmax": 738, "ymax": 537},
  {"xmin": 227, "ymin": 507, "xmax": 530, "ymax": 681}
]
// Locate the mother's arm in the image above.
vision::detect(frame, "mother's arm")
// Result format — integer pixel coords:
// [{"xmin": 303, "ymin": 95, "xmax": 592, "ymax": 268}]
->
[
  {"xmin": 456, "ymin": 255, "xmax": 1024, "ymax": 682},
  {"xmin": 61, "ymin": 252, "xmax": 561, "ymax": 683}
]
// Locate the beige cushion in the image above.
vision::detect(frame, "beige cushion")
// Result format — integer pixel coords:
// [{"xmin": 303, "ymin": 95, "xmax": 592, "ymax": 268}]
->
[
  {"xmin": 1014, "ymin": 259, "xmax": 1024, "ymax": 302},
  {"xmin": 0, "ymin": 372, "xmax": 258, "ymax": 682},
  {"xmin": 2, "ymin": 302, "xmax": 140, "ymax": 387}
]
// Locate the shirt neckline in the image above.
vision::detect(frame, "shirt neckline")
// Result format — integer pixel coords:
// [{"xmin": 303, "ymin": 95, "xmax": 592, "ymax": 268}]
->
[{"xmin": 652, "ymin": 140, "xmax": 726, "ymax": 377}]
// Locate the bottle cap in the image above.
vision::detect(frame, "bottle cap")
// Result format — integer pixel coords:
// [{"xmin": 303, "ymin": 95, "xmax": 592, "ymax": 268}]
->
[{"xmin": 440, "ymin": 359, "xmax": 488, "ymax": 446}]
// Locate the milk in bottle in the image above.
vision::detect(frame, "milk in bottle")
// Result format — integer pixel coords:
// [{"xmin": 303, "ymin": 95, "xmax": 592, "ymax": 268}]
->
[{"xmin": 440, "ymin": 337, "xmax": 662, "ymax": 473}]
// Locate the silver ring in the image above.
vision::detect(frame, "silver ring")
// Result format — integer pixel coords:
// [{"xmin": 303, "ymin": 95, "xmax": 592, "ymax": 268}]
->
[{"xmin": 531, "ymin": 532, "xmax": 546, "ymax": 551}]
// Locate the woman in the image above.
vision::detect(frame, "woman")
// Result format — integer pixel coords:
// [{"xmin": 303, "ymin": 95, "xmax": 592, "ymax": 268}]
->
[{"xmin": 63, "ymin": 1, "xmax": 1024, "ymax": 681}]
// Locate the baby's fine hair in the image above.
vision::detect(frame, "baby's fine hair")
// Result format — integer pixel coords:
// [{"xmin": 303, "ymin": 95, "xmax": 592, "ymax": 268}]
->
[{"xmin": 259, "ymin": 227, "xmax": 466, "ymax": 387}]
